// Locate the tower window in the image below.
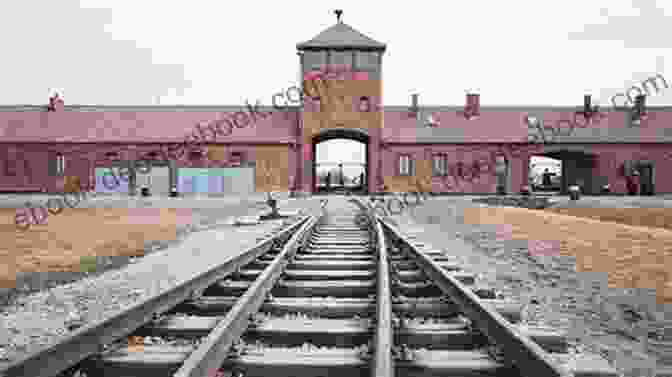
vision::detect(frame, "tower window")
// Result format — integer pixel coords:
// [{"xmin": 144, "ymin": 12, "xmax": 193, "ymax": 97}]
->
[
  {"xmin": 303, "ymin": 51, "xmax": 327, "ymax": 73},
  {"xmin": 359, "ymin": 96, "xmax": 371, "ymax": 112},
  {"xmin": 311, "ymin": 97, "xmax": 322, "ymax": 112},
  {"xmin": 328, "ymin": 50, "xmax": 352, "ymax": 71},
  {"xmin": 355, "ymin": 51, "xmax": 379, "ymax": 72}
]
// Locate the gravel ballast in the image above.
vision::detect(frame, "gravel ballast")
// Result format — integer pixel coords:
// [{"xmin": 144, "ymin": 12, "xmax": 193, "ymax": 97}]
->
[{"xmin": 384, "ymin": 196, "xmax": 670, "ymax": 377}]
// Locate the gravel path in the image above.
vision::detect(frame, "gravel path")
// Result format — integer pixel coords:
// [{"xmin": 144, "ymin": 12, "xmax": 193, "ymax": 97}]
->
[
  {"xmin": 0, "ymin": 197, "xmax": 323, "ymax": 369},
  {"xmin": 384, "ymin": 196, "xmax": 669, "ymax": 377}
]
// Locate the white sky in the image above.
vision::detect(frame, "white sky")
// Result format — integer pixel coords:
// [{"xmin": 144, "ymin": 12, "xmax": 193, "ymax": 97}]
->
[
  {"xmin": 1, "ymin": 0, "xmax": 671, "ymax": 161},
  {"xmin": 2, "ymin": 0, "xmax": 671, "ymax": 107}
]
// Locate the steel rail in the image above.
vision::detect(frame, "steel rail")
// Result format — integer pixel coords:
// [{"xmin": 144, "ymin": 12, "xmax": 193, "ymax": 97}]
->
[
  {"xmin": 379, "ymin": 218, "xmax": 570, "ymax": 377},
  {"xmin": 371, "ymin": 206, "xmax": 394, "ymax": 377},
  {"xmin": 173, "ymin": 214, "xmax": 320, "ymax": 377},
  {"xmin": 348, "ymin": 197, "xmax": 394, "ymax": 377},
  {"xmin": 0, "ymin": 215, "xmax": 312, "ymax": 377}
]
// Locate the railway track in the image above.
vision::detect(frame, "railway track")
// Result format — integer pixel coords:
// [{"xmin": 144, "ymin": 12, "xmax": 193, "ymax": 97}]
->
[{"xmin": 0, "ymin": 199, "xmax": 619, "ymax": 377}]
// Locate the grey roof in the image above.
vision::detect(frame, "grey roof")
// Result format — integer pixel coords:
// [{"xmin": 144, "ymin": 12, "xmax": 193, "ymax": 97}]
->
[
  {"xmin": 297, "ymin": 22, "xmax": 386, "ymax": 51},
  {"xmin": 4, "ymin": 104, "xmax": 672, "ymax": 112}
]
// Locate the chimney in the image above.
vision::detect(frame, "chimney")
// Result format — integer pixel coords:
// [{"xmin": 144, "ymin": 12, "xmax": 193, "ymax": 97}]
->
[
  {"xmin": 584, "ymin": 95, "xmax": 592, "ymax": 114},
  {"xmin": 411, "ymin": 94, "xmax": 419, "ymax": 111},
  {"xmin": 48, "ymin": 92, "xmax": 64, "ymax": 112},
  {"xmin": 466, "ymin": 93, "xmax": 480, "ymax": 117},
  {"xmin": 631, "ymin": 94, "xmax": 647, "ymax": 124},
  {"xmin": 635, "ymin": 94, "xmax": 646, "ymax": 113}
]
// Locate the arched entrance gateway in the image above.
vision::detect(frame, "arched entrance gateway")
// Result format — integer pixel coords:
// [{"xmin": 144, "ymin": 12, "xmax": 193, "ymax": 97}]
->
[
  {"xmin": 295, "ymin": 12, "xmax": 385, "ymax": 196},
  {"xmin": 312, "ymin": 128, "xmax": 370, "ymax": 194}
]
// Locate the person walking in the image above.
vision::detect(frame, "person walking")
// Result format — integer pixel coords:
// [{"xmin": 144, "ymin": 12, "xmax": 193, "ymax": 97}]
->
[
  {"xmin": 632, "ymin": 170, "xmax": 640, "ymax": 195},
  {"xmin": 626, "ymin": 171, "xmax": 639, "ymax": 196},
  {"xmin": 542, "ymin": 168, "xmax": 553, "ymax": 187}
]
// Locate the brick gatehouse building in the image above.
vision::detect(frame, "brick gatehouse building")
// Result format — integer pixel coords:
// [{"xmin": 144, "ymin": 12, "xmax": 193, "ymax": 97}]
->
[{"xmin": 1, "ymin": 17, "xmax": 671, "ymax": 196}]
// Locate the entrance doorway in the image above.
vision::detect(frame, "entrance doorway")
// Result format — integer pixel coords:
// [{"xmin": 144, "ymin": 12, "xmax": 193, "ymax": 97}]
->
[
  {"xmin": 495, "ymin": 155, "xmax": 510, "ymax": 194},
  {"xmin": 532, "ymin": 149, "xmax": 597, "ymax": 194},
  {"xmin": 529, "ymin": 155, "xmax": 562, "ymax": 195},
  {"xmin": 637, "ymin": 161, "xmax": 655, "ymax": 196},
  {"xmin": 312, "ymin": 129, "xmax": 369, "ymax": 195}
]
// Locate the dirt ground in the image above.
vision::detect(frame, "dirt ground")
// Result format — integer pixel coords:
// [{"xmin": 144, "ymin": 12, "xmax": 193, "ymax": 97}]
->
[
  {"xmin": 0, "ymin": 208, "xmax": 195, "ymax": 288},
  {"xmin": 462, "ymin": 206, "xmax": 672, "ymax": 304},
  {"xmin": 545, "ymin": 207, "xmax": 672, "ymax": 231}
]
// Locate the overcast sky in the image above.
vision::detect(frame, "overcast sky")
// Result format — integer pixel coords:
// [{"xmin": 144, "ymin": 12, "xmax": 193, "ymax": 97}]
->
[
  {"xmin": 2, "ymin": 1, "xmax": 671, "ymax": 165},
  {"xmin": 1, "ymin": 0, "xmax": 671, "ymax": 107}
]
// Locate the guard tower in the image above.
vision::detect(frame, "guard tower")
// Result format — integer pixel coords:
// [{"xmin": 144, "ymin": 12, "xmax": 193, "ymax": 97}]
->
[{"xmin": 296, "ymin": 10, "xmax": 387, "ymax": 194}]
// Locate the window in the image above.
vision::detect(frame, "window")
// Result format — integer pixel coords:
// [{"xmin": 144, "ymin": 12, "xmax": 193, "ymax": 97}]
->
[
  {"xmin": 229, "ymin": 151, "xmax": 245, "ymax": 166},
  {"xmin": 495, "ymin": 156, "xmax": 507, "ymax": 174},
  {"xmin": 355, "ymin": 51, "xmax": 379, "ymax": 72},
  {"xmin": 231, "ymin": 151, "xmax": 243, "ymax": 161},
  {"xmin": 310, "ymin": 96, "xmax": 322, "ymax": 112},
  {"xmin": 105, "ymin": 151, "xmax": 120, "ymax": 160},
  {"xmin": 48, "ymin": 152, "xmax": 65, "ymax": 176},
  {"xmin": 328, "ymin": 50, "xmax": 352, "ymax": 71},
  {"xmin": 303, "ymin": 51, "xmax": 327, "ymax": 73},
  {"xmin": 359, "ymin": 96, "xmax": 371, "ymax": 112},
  {"xmin": 189, "ymin": 150, "xmax": 204, "ymax": 160},
  {"xmin": 56, "ymin": 154, "xmax": 65, "ymax": 175},
  {"xmin": 432, "ymin": 154, "xmax": 448, "ymax": 176},
  {"xmin": 398, "ymin": 154, "xmax": 414, "ymax": 176}
]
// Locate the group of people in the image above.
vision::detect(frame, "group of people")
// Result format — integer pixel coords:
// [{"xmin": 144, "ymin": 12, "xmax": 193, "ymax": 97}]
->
[
  {"xmin": 533, "ymin": 167, "xmax": 647, "ymax": 196},
  {"xmin": 322, "ymin": 172, "xmax": 366, "ymax": 190}
]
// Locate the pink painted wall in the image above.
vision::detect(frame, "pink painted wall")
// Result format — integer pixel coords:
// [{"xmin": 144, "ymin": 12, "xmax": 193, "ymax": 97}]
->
[
  {"xmin": 0, "ymin": 110, "xmax": 298, "ymax": 192},
  {"xmin": 377, "ymin": 108, "xmax": 672, "ymax": 194},
  {"xmin": 2, "ymin": 107, "xmax": 672, "ymax": 194},
  {"xmin": 380, "ymin": 143, "xmax": 672, "ymax": 194},
  {"xmin": 0, "ymin": 142, "xmax": 273, "ymax": 192}
]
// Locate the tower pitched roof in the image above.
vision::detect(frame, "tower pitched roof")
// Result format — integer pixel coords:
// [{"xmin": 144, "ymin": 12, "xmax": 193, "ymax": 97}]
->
[{"xmin": 297, "ymin": 22, "xmax": 386, "ymax": 51}]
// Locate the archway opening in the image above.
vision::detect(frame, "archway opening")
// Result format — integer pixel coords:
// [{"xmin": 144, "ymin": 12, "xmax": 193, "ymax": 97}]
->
[
  {"xmin": 529, "ymin": 155, "xmax": 562, "ymax": 195},
  {"xmin": 531, "ymin": 150, "xmax": 598, "ymax": 194},
  {"xmin": 312, "ymin": 129, "xmax": 369, "ymax": 195}
]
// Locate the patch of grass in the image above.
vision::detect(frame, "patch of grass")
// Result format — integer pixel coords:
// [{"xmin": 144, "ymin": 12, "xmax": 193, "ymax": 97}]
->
[{"xmin": 78, "ymin": 255, "xmax": 98, "ymax": 273}]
